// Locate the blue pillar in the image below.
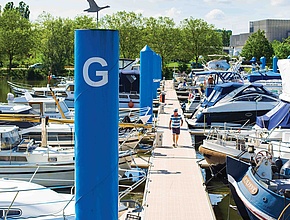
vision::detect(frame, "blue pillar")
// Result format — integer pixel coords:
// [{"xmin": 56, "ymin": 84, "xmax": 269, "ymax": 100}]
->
[
  {"xmin": 75, "ymin": 29, "xmax": 119, "ymax": 220},
  {"xmin": 156, "ymin": 53, "xmax": 162, "ymax": 91},
  {"xmin": 273, "ymin": 56, "xmax": 278, "ymax": 73},
  {"xmin": 250, "ymin": 57, "xmax": 256, "ymax": 72},
  {"xmin": 152, "ymin": 53, "xmax": 160, "ymax": 99},
  {"xmin": 140, "ymin": 45, "xmax": 153, "ymax": 122},
  {"xmin": 260, "ymin": 56, "xmax": 266, "ymax": 70}
]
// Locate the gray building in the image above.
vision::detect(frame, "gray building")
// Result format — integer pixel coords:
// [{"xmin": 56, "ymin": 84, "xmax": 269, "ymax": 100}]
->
[{"xmin": 230, "ymin": 19, "xmax": 290, "ymax": 56}]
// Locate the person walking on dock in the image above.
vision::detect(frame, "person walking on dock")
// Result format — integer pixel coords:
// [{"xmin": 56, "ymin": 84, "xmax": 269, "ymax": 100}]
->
[{"xmin": 169, "ymin": 109, "xmax": 183, "ymax": 147}]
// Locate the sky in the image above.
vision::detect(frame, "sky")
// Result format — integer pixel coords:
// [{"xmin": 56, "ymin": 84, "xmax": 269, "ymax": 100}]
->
[{"xmin": 2, "ymin": 0, "xmax": 290, "ymax": 35}]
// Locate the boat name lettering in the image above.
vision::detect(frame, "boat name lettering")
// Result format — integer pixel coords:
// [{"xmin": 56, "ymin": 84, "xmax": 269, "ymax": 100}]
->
[
  {"xmin": 83, "ymin": 57, "xmax": 108, "ymax": 87},
  {"xmin": 242, "ymin": 175, "xmax": 258, "ymax": 195}
]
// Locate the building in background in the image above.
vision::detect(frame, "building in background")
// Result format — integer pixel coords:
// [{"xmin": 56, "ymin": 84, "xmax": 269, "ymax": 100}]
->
[{"xmin": 230, "ymin": 19, "xmax": 290, "ymax": 56}]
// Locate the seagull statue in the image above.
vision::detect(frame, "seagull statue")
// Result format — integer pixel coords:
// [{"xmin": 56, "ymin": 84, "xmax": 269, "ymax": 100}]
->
[{"xmin": 84, "ymin": 0, "xmax": 110, "ymax": 28}]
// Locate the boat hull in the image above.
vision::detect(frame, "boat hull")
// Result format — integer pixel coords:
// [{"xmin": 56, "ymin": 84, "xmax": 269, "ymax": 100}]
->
[{"xmin": 227, "ymin": 156, "xmax": 290, "ymax": 220}]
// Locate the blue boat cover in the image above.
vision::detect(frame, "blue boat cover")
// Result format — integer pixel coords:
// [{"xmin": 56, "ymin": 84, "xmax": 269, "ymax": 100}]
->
[
  {"xmin": 247, "ymin": 70, "xmax": 281, "ymax": 82},
  {"xmin": 201, "ymin": 82, "xmax": 243, "ymax": 107},
  {"xmin": 256, "ymin": 100, "xmax": 290, "ymax": 129}
]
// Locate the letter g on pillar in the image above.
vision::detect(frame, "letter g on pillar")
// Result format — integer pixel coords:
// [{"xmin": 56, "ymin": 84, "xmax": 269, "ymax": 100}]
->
[{"xmin": 83, "ymin": 57, "xmax": 108, "ymax": 87}]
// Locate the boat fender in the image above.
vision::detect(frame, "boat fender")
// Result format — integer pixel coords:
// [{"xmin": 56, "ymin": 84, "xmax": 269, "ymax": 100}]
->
[{"xmin": 128, "ymin": 100, "xmax": 134, "ymax": 108}]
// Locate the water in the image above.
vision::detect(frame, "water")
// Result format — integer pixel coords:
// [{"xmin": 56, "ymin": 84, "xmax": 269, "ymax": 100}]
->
[
  {"xmin": 0, "ymin": 77, "xmax": 12, "ymax": 102},
  {"xmin": 193, "ymin": 136, "xmax": 243, "ymax": 220}
]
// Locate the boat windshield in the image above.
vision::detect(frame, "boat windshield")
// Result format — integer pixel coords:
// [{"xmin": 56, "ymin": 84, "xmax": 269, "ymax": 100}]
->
[
  {"xmin": 0, "ymin": 129, "xmax": 21, "ymax": 149},
  {"xmin": 201, "ymin": 83, "xmax": 243, "ymax": 107}
]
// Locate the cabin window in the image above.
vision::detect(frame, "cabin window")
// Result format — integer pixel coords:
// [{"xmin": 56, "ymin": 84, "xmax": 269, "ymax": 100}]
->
[
  {"xmin": 67, "ymin": 85, "xmax": 74, "ymax": 91},
  {"xmin": 0, "ymin": 156, "xmax": 27, "ymax": 162},
  {"xmin": 129, "ymin": 94, "xmax": 139, "ymax": 99},
  {"xmin": 45, "ymin": 103, "xmax": 58, "ymax": 113},
  {"xmin": 30, "ymin": 104, "xmax": 41, "ymax": 114},
  {"xmin": 34, "ymin": 91, "xmax": 45, "ymax": 96},
  {"xmin": 0, "ymin": 209, "xmax": 22, "ymax": 217},
  {"xmin": 59, "ymin": 102, "xmax": 69, "ymax": 113},
  {"xmin": 119, "ymin": 95, "xmax": 128, "ymax": 99}
]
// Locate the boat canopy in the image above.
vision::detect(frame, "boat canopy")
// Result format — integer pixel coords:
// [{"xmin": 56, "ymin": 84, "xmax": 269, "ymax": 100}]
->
[
  {"xmin": 201, "ymin": 82, "xmax": 244, "ymax": 108},
  {"xmin": 256, "ymin": 100, "xmax": 290, "ymax": 129},
  {"xmin": 247, "ymin": 70, "xmax": 281, "ymax": 82},
  {"xmin": 195, "ymin": 70, "xmax": 244, "ymax": 84}
]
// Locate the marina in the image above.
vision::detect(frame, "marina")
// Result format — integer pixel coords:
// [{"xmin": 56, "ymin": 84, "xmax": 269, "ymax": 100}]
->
[
  {"xmin": 1, "ymin": 56, "xmax": 290, "ymax": 219},
  {"xmin": 0, "ymin": 56, "xmax": 285, "ymax": 220}
]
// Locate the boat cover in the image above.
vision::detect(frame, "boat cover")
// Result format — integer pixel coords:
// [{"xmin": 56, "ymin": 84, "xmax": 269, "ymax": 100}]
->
[
  {"xmin": 247, "ymin": 70, "xmax": 281, "ymax": 82},
  {"xmin": 201, "ymin": 82, "xmax": 244, "ymax": 107},
  {"xmin": 256, "ymin": 100, "xmax": 290, "ymax": 129}
]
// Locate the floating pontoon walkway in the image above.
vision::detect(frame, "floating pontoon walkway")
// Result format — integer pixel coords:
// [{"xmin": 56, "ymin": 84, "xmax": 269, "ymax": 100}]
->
[{"xmin": 140, "ymin": 80, "xmax": 216, "ymax": 220}]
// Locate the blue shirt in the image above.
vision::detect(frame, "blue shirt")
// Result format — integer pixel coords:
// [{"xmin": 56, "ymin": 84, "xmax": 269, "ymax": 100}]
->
[{"xmin": 170, "ymin": 114, "xmax": 182, "ymax": 128}]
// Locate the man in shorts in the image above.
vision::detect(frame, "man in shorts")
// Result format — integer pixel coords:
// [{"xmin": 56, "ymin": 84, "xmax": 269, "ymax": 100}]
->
[{"xmin": 169, "ymin": 109, "xmax": 183, "ymax": 147}]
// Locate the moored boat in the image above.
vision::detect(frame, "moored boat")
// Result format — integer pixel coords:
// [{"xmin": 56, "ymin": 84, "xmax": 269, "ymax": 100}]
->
[{"xmin": 227, "ymin": 155, "xmax": 290, "ymax": 220}]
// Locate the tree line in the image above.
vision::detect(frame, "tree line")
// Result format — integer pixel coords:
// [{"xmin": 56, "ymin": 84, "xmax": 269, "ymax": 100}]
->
[{"xmin": 1, "ymin": 1, "xmax": 290, "ymax": 80}]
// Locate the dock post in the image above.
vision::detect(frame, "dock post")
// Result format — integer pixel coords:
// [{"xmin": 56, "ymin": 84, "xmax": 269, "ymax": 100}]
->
[
  {"xmin": 74, "ymin": 29, "xmax": 119, "ymax": 219},
  {"xmin": 140, "ymin": 45, "xmax": 154, "ymax": 123}
]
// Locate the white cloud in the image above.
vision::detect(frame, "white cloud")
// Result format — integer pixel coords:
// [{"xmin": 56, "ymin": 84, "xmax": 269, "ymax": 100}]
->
[
  {"xmin": 203, "ymin": 0, "xmax": 232, "ymax": 3},
  {"xmin": 271, "ymin": 0, "xmax": 287, "ymax": 6},
  {"xmin": 205, "ymin": 9, "xmax": 226, "ymax": 20},
  {"xmin": 165, "ymin": 7, "xmax": 181, "ymax": 19}
]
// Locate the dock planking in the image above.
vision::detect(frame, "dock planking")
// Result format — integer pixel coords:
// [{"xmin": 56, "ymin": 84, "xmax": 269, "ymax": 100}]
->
[{"xmin": 140, "ymin": 80, "xmax": 216, "ymax": 220}]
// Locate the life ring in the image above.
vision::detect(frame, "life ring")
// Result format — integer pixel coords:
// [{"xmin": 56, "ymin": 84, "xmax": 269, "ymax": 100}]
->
[{"xmin": 128, "ymin": 100, "xmax": 134, "ymax": 108}]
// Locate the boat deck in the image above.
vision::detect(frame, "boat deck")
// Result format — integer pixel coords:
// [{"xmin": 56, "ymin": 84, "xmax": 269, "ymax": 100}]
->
[{"xmin": 140, "ymin": 80, "xmax": 216, "ymax": 220}]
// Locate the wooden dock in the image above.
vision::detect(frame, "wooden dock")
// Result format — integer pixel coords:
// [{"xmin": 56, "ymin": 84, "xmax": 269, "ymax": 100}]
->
[{"xmin": 140, "ymin": 80, "xmax": 216, "ymax": 220}]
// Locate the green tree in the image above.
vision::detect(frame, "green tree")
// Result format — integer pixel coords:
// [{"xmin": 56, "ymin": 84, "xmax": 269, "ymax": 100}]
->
[
  {"xmin": 143, "ymin": 16, "xmax": 180, "ymax": 72},
  {"xmin": 100, "ymin": 11, "xmax": 144, "ymax": 59},
  {"xmin": 219, "ymin": 29, "xmax": 232, "ymax": 47},
  {"xmin": 74, "ymin": 15, "xmax": 96, "ymax": 29},
  {"xmin": 36, "ymin": 13, "xmax": 74, "ymax": 75},
  {"xmin": 240, "ymin": 30, "xmax": 274, "ymax": 63},
  {"xmin": 272, "ymin": 38, "xmax": 290, "ymax": 59},
  {"xmin": 3, "ymin": 1, "xmax": 30, "ymax": 19},
  {"xmin": 0, "ymin": 7, "xmax": 34, "ymax": 72},
  {"xmin": 179, "ymin": 18, "xmax": 223, "ymax": 65}
]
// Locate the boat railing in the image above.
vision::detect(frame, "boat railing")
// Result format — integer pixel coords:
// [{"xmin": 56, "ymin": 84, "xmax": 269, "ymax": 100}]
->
[
  {"xmin": 118, "ymin": 168, "xmax": 147, "ymax": 200},
  {"xmin": 7, "ymin": 81, "xmax": 33, "ymax": 90},
  {"xmin": 206, "ymin": 125, "xmax": 259, "ymax": 151},
  {"xmin": 1, "ymin": 183, "xmax": 75, "ymax": 219}
]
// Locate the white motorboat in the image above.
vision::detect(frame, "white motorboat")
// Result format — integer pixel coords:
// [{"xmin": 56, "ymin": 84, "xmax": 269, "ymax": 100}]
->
[
  {"xmin": 7, "ymin": 81, "xmax": 75, "ymax": 109},
  {"xmin": 184, "ymin": 70, "xmax": 245, "ymax": 113},
  {"xmin": 0, "ymin": 92, "xmax": 74, "ymax": 129},
  {"xmin": 0, "ymin": 175, "xmax": 146, "ymax": 219},
  {"xmin": 9, "ymin": 92, "xmax": 74, "ymax": 119},
  {"xmin": 187, "ymin": 82, "xmax": 279, "ymax": 129},
  {"xmin": 0, "ymin": 124, "xmax": 137, "ymax": 187},
  {"xmin": 0, "ymin": 178, "xmax": 75, "ymax": 219}
]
